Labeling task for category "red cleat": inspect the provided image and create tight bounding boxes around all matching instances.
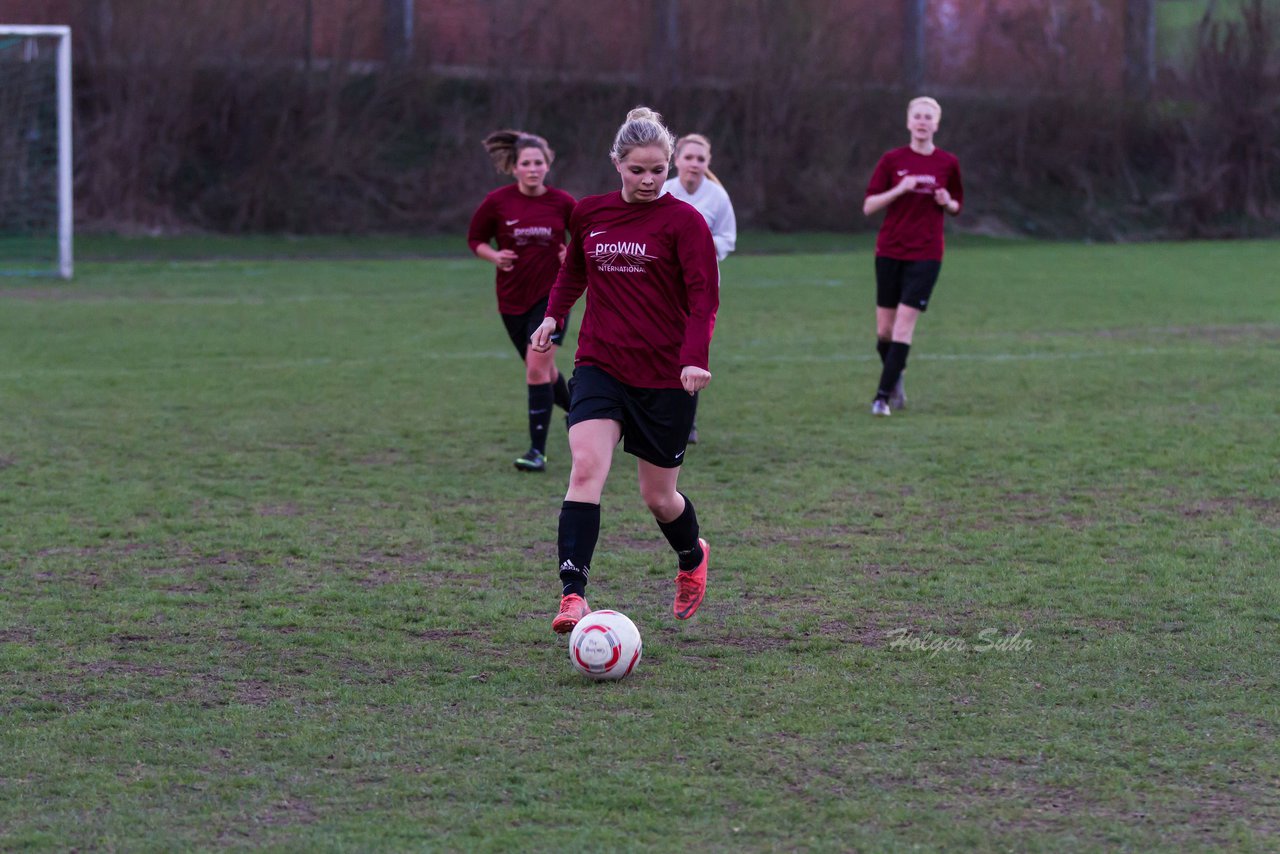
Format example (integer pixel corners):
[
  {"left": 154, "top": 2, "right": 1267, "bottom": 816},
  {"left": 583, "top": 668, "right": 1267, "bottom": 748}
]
[
  {"left": 552, "top": 593, "right": 590, "bottom": 634},
  {"left": 672, "top": 538, "right": 708, "bottom": 620}
]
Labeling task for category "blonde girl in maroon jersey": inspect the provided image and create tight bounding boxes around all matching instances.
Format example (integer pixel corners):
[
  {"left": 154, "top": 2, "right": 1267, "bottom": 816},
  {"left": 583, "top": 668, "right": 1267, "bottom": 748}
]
[
  {"left": 530, "top": 107, "right": 720, "bottom": 634},
  {"left": 467, "top": 130, "right": 576, "bottom": 471},
  {"left": 862, "top": 96, "right": 964, "bottom": 416}
]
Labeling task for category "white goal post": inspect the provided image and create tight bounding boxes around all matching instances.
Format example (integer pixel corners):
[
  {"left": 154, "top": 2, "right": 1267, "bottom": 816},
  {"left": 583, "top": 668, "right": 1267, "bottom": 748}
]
[{"left": 0, "top": 25, "right": 72, "bottom": 279}]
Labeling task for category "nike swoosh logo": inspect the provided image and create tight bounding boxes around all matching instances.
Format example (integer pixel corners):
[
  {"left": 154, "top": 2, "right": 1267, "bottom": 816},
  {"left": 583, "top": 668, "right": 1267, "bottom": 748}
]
[
  {"left": 674, "top": 450, "right": 685, "bottom": 460},
  {"left": 589, "top": 230, "right": 606, "bottom": 237},
  {"left": 506, "top": 219, "right": 519, "bottom": 226}
]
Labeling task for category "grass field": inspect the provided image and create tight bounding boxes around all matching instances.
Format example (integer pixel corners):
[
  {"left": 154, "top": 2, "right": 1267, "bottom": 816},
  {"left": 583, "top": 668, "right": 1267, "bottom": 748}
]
[{"left": 2, "top": 236, "right": 1278, "bottom": 850}]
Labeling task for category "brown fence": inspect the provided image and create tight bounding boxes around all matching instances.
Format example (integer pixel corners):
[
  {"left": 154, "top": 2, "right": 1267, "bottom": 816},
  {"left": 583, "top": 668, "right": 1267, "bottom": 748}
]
[{"left": 1, "top": 0, "right": 1277, "bottom": 237}]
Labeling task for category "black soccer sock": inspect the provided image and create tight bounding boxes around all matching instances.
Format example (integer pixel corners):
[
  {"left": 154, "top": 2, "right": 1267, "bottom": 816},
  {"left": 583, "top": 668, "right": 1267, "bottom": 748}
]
[
  {"left": 876, "top": 341, "right": 911, "bottom": 400},
  {"left": 877, "top": 337, "right": 891, "bottom": 365},
  {"left": 527, "top": 383, "right": 554, "bottom": 454},
  {"left": 656, "top": 493, "right": 702, "bottom": 571},
  {"left": 552, "top": 374, "right": 571, "bottom": 411},
  {"left": 558, "top": 500, "right": 600, "bottom": 597}
]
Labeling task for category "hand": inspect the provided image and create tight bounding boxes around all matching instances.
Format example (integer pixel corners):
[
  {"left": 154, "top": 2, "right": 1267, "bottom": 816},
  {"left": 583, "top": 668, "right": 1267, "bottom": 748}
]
[
  {"left": 680, "top": 366, "right": 711, "bottom": 395},
  {"left": 557, "top": 244, "right": 567, "bottom": 265},
  {"left": 493, "top": 249, "right": 518, "bottom": 272},
  {"left": 529, "top": 317, "right": 558, "bottom": 353},
  {"left": 897, "top": 175, "right": 921, "bottom": 193},
  {"left": 933, "top": 188, "right": 953, "bottom": 209}
]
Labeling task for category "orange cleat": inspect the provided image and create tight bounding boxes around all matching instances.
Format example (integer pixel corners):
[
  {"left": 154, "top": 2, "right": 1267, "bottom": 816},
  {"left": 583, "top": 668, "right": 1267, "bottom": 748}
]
[
  {"left": 552, "top": 593, "right": 590, "bottom": 634},
  {"left": 672, "top": 538, "right": 709, "bottom": 620}
]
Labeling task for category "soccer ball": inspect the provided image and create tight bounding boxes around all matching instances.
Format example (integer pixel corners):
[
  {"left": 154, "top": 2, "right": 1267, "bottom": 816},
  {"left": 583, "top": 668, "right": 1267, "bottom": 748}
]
[{"left": 568, "top": 610, "right": 642, "bottom": 681}]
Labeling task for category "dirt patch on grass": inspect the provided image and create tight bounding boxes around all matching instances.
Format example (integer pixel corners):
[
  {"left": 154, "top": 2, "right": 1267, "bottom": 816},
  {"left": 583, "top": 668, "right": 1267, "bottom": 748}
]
[
  {"left": 34, "top": 542, "right": 153, "bottom": 560},
  {"left": 256, "top": 502, "right": 302, "bottom": 517},
  {"left": 233, "top": 679, "right": 280, "bottom": 707},
  {"left": 1066, "top": 617, "right": 1130, "bottom": 634},
  {"left": 356, "top": 449, "right": 408, "bottom": 466},
  {"left": 911, "top": 756, "right": 1280, "bottom": 844},
  {"left": 417, "top": 628, "right": 474, "bottom": 642},
  {"left": 256, "top": 797, "right": 320, "bottom": 826},
  {"left": 85, "top": 659, "right": 177, "bottom": 679},
  {"left": 1180, "top": 497, "right": 1280, "bottom": 528}
]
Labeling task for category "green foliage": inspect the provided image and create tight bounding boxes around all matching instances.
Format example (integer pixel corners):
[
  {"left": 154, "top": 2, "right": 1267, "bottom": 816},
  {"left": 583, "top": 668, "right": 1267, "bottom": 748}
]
[
  {"left": 1158, "top": 0, "right": 1256, "bottom": 61},
  {"left": 1, "top": 237, "right": 1278, "bottom": 849}
]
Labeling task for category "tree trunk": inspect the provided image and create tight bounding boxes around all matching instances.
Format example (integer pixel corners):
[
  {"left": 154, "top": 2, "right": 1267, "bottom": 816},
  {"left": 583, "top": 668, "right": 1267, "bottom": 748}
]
[
  {"left": 649, "top": 0, "right": 681, "bottom": 86},
  {"left": 1123, "top": 0, "right": 1155, "bottom": 100},
  {"left": 903, "top": 0, "right": 926, "bottom": 93},
  {"left": 385, "top": 0, "right": 413, "bottom": 65}
]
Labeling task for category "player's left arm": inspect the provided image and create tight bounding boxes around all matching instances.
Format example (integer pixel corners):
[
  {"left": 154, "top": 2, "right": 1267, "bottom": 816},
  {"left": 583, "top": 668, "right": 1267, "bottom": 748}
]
[
  {"left": 935, "top": 160, "right": 964, "bottom": 216},
  {"left": 557, "top": 193, "right": 576, "bottom": 265},
  {"left": 711, "top": 192, "right": 737, "bottom": 262},
  {"left": 676, "top": 214, "right": 720, "bottom": 394},
  {"left": 533, "top": 203, "right": 589, "bottom": 353}
]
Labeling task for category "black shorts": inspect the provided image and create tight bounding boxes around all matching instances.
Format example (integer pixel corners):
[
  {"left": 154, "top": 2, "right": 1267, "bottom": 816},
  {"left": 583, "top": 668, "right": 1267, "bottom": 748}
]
[
  {"left": 567, "top": 364, "right": 697, "bottom": 469},
  {"left": 501, "top": 297, "right": 567, "bottom": 360},
  {"left": 875, "top": 257, "right": 942, "bottom": 311}
]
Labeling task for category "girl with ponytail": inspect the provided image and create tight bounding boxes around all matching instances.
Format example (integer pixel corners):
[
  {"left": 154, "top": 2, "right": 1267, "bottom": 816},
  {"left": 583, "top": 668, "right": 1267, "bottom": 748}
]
[
  {"left": 663, "top": 133, "right": 736, "bottom": 264},
  {"left": 466, "top": 130, "right": 576, "bottom": 472}
]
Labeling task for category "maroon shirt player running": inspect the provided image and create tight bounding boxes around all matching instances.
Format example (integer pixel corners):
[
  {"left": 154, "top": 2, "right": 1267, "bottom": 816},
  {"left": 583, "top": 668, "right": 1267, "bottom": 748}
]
[
  {"left": 467, "top": 130, "right": 576, "bottom": 471},
  {"left": 863, "top": 96, "right": 963, "bottom": 416},
  {"left": 530, "top": 106, "right": 719, "bottom": 635}
]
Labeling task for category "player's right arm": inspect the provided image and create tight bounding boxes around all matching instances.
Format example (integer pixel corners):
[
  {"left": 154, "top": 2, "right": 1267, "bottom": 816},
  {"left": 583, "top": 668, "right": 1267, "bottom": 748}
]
[
  {"left": 466, "top": 196, "right": 517, "bottom": 271},
  {"left": 862, "top": 153, "right": 919, "bottom": 216},
  {"left": 863, "top": 175, "right": 919, "bottom": 216},
  {"left": 475, "top": 244, "right": 518, "bottom": 270},
  {"left": 533, "top": 201, "right": 590, "bottom": 352}
]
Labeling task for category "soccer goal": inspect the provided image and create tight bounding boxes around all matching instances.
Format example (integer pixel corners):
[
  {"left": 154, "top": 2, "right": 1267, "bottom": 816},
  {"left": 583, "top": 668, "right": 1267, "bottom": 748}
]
[{"left": 0, "top": 25, "right": 72, "bottom": 279}]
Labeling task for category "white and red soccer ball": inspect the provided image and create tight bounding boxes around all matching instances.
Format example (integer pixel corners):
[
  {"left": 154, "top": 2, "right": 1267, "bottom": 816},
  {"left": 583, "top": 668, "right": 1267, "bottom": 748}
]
[{"left": 568, "top": 610, "right": 642, "bottom": 681}]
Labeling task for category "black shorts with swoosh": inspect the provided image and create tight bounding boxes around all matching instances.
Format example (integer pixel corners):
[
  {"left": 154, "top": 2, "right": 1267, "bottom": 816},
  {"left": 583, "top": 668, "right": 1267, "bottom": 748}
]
[{"left": 567, "top": 364, "right": 697, "bottom": 468}]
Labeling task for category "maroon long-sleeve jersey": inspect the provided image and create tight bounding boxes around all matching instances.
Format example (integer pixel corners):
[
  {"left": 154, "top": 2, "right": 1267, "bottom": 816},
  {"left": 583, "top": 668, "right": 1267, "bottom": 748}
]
[
  {"left": 546, "top": 191, "right": 719, "bottom": 389},
  {"left": 865, "top": 146, "right": 964, "bottom": 261},
  {"left": 467, "top": 184, "right": 576, "bottom": 314}
]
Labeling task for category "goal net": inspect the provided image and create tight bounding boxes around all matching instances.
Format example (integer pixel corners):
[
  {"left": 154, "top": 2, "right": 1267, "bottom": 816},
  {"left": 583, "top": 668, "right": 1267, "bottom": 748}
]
[{"left": 0, "top": 26, "right": 72, "bottom": 279}]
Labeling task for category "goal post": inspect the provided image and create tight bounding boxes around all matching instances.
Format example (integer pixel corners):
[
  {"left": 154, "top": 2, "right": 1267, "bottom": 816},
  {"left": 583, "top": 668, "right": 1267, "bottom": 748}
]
[{"left": 0, "top": 25, "right": 72, "bottom": 279}]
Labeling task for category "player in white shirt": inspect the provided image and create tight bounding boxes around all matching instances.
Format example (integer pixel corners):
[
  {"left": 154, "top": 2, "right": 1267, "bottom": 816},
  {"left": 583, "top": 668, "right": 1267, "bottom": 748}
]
[
  {"left": 662, "top": 133, "right": 736, "bottom": 263},
  {"left": 662, "top": 133, "right": 735, "bottom": 443}
]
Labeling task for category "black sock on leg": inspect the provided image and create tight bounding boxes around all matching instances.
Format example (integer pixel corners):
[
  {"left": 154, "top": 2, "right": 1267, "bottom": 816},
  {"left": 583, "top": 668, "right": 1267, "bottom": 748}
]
[
  {"left": 558, "top": 501, "right": 600, "bottom": 597},
  {"left": 876, "top": 342, "right": 911, "bottom": 400},
  {"left": 552, "top": 374, "right": 571, "bottom": 411},
  {"left": 527, "top": 383, "right": 554, "bottom": 454},
  {"left": 656, "top": 493, "right": 702, "bottom": 571},
  {"left": 877, "top": 337, "right": 891, "bottom": 365}
]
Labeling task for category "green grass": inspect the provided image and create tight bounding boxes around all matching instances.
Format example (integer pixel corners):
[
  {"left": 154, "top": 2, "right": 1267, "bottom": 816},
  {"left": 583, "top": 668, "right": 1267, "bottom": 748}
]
[{"left": 2, "top": 237, "right": 1278, "bottom": 850}]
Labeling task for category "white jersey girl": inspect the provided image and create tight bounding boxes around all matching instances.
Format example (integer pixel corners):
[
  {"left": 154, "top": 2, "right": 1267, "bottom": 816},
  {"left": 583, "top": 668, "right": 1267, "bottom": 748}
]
[{"left": 661, "top": 133, "right": 736, "bottom": 263}]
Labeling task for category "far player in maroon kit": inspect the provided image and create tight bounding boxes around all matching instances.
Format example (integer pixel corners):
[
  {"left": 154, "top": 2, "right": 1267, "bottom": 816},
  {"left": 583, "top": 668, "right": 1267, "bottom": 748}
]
[
  {"left": 468, "top": 130, "right": 576, "bottom": 471},
  {"left": 863, "top": 96, "right": 963, "bottom": 416},
  {"left": 530, "top": 107, "right": 719, "bottom": 634}
]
